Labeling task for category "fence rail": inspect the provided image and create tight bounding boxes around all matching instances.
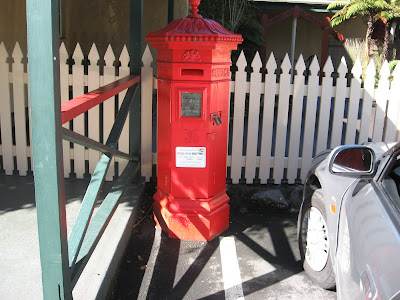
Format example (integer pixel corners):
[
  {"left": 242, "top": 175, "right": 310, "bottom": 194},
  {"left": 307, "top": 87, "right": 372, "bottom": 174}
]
[
  {"left": 141, "top": 49, "right": 400, "bottom": 184},
  {"left": 0, "top": 41, "right": 131, "bottom": 181},
  {"left": 1, "top": 41, "right": 400, "bottom": 184}
]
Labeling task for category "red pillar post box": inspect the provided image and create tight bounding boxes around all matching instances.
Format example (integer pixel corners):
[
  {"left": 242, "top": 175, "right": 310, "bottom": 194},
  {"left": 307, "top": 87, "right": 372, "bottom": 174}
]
[{"left": 146, "top": 0, "right": 242, "bottom": 241}]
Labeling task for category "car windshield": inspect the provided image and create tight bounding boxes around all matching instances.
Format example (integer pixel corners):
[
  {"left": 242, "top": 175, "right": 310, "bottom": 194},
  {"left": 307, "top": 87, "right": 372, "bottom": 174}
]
[{"left": 381, "top": 154, "right": 400, "bottom": 213}]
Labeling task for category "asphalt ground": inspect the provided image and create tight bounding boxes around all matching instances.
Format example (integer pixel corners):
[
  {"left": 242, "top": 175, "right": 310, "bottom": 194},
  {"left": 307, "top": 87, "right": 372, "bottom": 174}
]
[{"left": 110, "top": 184, "right": 337, "bottom": 300}]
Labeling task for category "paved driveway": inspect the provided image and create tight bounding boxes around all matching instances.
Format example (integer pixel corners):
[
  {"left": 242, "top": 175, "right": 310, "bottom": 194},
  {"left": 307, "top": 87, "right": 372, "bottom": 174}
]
[{"left": 110, "top": 186, "right": 336, "bottom": 300}]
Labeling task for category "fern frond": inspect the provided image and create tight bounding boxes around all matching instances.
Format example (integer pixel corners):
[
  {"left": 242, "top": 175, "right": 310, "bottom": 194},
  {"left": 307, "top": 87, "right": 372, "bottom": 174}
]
[{"left": 327, "top": 1, "right": 347, "bottom": 10}]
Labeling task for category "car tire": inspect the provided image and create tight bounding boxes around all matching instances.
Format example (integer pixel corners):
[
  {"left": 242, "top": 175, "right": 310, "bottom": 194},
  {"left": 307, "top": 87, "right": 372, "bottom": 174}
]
[{"left": 298, "top": 189, "right": 336, "bottom": 290}]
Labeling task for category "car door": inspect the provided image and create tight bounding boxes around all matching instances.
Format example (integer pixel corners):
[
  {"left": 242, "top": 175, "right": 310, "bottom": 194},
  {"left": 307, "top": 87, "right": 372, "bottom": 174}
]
[{"left": 335, "top": 152, "right": 400, "bottom": 300}]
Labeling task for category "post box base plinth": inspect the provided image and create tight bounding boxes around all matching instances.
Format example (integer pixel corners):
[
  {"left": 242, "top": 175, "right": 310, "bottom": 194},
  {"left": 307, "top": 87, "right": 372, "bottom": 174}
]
[{"left": 153, "top": 189, "right": 230, "bottom": 241}]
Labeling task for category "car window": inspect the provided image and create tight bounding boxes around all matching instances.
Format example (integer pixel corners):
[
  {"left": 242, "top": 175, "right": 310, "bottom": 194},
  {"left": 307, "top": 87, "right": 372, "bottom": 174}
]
[{"left": 382, "top": 155, "right": 400, "bottom": 212}]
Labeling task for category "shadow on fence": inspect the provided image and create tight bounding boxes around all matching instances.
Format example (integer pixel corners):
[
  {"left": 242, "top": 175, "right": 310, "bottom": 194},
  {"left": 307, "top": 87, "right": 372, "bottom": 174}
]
[{"left": 1, "top": 41, "right": 399, "bottom": 185}]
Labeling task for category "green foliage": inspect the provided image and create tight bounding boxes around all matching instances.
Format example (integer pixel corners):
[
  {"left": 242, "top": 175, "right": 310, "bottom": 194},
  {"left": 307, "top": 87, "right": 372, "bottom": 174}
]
[
  {"left": 385, "top": 60, "right": 398, "bottom": 81},
  {"left": 199, "top": 0, "right": 265, "bottom": 62},
  {"left": 199, "top": 0, "right": 228, "bottom": 27},
  {"left": 328, "top": 0, "right": 390, "bottom": 26},
  {"left": 380, "top": 0, "right": 400, "bottom": 20},
  {"left": 326, "top": 1, "right": 346, "bottom": 10},
  {"left": 389, "top": 60, "right": 399, "bottom": 70},
  {"left": 327, "top": 0, "right": 400, "bottom": 64},
  {"left": 234, "top": 5, "right": 265, "bottom": 62},
  {"left": 328, "top": 0, "right": 400, "bottom": 26}
]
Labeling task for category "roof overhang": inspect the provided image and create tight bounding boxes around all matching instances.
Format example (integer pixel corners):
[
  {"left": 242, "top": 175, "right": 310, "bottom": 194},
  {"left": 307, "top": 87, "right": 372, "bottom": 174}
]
[
  {"left": 252, "top": 0, "right": 344, "bottom": 12},
  {"left": 253, "top": 0, "right": 337, "bottom": 5}
]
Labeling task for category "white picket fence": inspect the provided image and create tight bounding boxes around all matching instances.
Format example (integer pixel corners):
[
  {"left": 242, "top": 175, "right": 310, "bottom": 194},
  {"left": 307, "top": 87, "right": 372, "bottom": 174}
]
[
  {"left": 0, "top": 41, "right": 131, "bottom": 181},
  {"left": 142, "top": 47, "right": 400, "bottom": 184},
  {"left": 1, "top": 41, "right": 400, "bottom": 184}
]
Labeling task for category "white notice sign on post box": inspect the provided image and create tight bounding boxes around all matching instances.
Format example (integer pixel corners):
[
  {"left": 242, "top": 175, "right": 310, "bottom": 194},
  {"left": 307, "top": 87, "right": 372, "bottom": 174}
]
[{"left": 176, "top": 147, "right": 206, "bottom": 168}]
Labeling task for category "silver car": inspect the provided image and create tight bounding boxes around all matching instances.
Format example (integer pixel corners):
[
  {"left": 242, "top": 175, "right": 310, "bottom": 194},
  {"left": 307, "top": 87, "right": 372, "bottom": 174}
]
[{"left": 298, "top": 142, "right": 400, "bottom": 299}]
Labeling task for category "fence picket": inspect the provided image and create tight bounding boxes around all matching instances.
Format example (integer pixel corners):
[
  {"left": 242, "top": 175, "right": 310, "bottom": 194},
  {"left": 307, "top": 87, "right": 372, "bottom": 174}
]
[
  {"left": 385, "top": 61, "right": 400, "bottom": 142},
  {"left": 5, "top": 40, "right": 400, "bottom": 185},
  {"left": 230, "top": 51, "right": 247, "bottom": 183},
  {"left": 60, "top": 43, "right": 71, "bottom": 178},
  {"left": 259, "top": 53, "right": 277, "bottom": 184},
  {"left": 104, "top": 45, "right": 116, "bottom": 181},
  {"left": 141, "top": 46, "right": 153, "bottom": 181},
  {"left": 287, "top": 55, "right": 306, "bottom": 184},
  {"left": 316, "top": 57, "right": 334, "bottom": 153},
  {"left": 245, "top": 52, "right": 262, "bottom": 184},
  {"left": 330, "top": 57, "right": 347, "bottom": 148},
  {"left": 373, "top": 61, "right": 390, "bottom": 142},
  {"left": 301, "top": 56, "right": 319, "bottom": 182},
  {"left": 12, "top": 42, "right": 28, "bottom": 176},
  {"left": 346, "top": 59, "right": 362, "bottom": 145},
  {"left": 0, "top": 43, "right": 13, "bottom": 175},
  {"left": 359, "top": 60, "right": 375, "bottom": 144},
  {"left": 118, "top": 45, "right": 130, "bottom": 176},
  {"left": 87, "top": 43, "right": 101, "bottom": 177},
  {"left": 273, "top": 54, "right": 291, "bottom": 184},
  {"left": 72, "top": 43, "right": 85, "bottom": 179}
]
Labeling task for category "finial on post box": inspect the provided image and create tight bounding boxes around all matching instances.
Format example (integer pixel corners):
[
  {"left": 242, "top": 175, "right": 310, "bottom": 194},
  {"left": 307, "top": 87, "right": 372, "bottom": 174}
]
[{"left": 188, "top": 0, "right": 202, "bottom": 18}]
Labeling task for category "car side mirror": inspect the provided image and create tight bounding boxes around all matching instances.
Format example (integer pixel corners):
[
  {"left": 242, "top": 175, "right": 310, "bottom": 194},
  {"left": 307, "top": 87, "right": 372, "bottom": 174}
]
[{"left": 329, "top": 146, "right": 375, "bottom": 176}]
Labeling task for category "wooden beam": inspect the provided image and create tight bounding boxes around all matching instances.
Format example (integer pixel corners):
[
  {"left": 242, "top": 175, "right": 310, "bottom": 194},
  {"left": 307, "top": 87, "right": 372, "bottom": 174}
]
[
  {"left": 71, "top": 161, "right": 140, "bottom": 287},
  {"left": 261, "top": 14, "right": 269, "bottom": 68},
  {"left": 266, "top": 7, "right": 296, "bottom": 26},
  {"left": 26, "top": 0, "right": 72, "bottom": 298},
  {"left": 61, "top": 75, "right": 140, "bottom": 124},
  {"left": 298, "top": 6, "right": 324, "bottom": 29},
  {"left": 62, "top": 128, "right": 139, "bottom": 162},
  {"left": 130, "top": 0, "right": 142, "bottom": 75},
  {"left": 67, "top": 86, "right": 138, "bottom": 271},
  {"left": 290, "top": 16, "right": 298, "bottom": 82},
  {"left": 130, "top": 0, "right": 143, "bottom": 179},
  {"left": 168, "top": 0, "right": 174, "bottom": 23},
  {"left": 265, "top": 5, "right": 324, "bottom": 30},
  {"left": 321, "top": 17, "right": 330, "bottom": 71}
]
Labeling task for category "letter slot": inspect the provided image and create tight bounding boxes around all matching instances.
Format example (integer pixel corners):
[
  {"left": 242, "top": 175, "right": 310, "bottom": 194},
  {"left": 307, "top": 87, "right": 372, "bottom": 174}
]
[{"left": 181, "top": 69, "right": 203, "bottom": 76}]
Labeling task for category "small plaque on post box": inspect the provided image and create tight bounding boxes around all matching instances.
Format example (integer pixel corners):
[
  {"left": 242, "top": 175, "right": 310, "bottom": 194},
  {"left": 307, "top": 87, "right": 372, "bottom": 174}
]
[
  {"left": 181, "top": 92, "right": 202, "bottom": 117},
  {"left": 176, "top": 147, "right": 206, "bottom": 168}
]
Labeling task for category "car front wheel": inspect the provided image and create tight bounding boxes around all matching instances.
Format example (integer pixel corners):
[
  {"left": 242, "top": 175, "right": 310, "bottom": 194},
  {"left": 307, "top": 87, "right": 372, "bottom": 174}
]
[{"left": 298, "top": 189, "right": 336, "bottom": 289}]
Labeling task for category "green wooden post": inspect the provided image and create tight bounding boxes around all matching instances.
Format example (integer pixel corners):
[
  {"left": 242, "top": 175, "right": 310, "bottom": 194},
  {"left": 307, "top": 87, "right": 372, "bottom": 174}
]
[
  {"left": 129, "top": 0, "right": 143, "bottom": 180},
  {"left": 26, "top": 0, "right": 72, "bottom": 299},
  {"left": 168, "top": 0, "right": 175, "bottom": 23}
]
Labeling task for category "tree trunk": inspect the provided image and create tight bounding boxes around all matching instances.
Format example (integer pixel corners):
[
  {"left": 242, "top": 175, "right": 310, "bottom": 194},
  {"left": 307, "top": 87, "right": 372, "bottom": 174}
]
[
  {"left": 363, "top": 12, "right": 375, "bottom": 74},
  {"left": 382, "top": 20, "right": 391, "bottom": 62},
  {"left": 365, "top": 13, "right": 374, "bottom": 62}
]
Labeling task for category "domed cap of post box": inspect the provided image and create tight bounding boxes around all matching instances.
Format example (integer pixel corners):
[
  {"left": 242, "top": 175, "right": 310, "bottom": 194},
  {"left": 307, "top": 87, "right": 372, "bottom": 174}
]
[{"left": 146, "top": 0, "right": 243, "bottom": 44}]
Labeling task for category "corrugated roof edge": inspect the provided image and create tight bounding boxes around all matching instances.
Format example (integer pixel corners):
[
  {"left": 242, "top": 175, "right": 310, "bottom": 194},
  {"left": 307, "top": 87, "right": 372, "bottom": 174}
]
[{"left": 253, "top": 0, "right": 346, "bottom": 6}]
